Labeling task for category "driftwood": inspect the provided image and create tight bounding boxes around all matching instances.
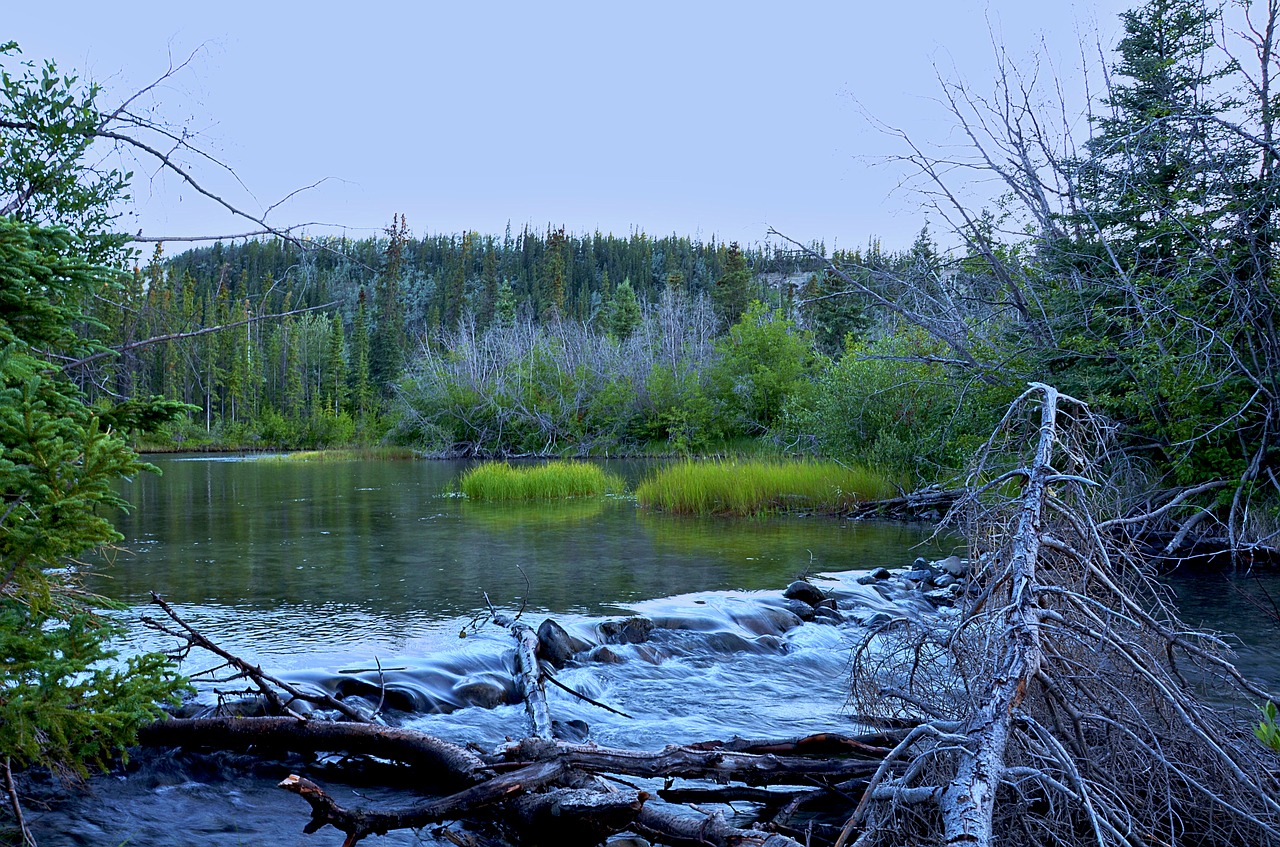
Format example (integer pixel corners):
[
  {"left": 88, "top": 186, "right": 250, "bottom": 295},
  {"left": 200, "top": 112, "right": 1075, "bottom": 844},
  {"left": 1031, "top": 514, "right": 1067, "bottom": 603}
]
[
  {"left": 840, "top": 383, "right": 1280, "bottom": 847},
  {"left": 133, "top": 383, "right": 1280, "bottom": 847}
]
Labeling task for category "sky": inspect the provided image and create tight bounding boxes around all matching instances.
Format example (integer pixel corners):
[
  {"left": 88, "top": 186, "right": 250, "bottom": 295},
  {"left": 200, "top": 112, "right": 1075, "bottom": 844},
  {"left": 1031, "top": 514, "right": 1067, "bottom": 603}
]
[{"left": 7, "top": 1, "right": 1134, "bottom": 252}]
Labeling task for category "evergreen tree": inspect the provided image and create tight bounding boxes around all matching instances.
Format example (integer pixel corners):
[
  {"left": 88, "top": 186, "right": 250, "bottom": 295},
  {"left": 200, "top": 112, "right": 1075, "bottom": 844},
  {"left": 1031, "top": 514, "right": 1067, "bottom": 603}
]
[
  {"left": 325, "top": 311, "right": 347, "bottom": 414},
  {"left": 349, "top": 288, "right": 374, "bottom": 420},
  {"left": 442, "top": 231, "right": 471, "bottom": 330},
  {"left": 606, "top": 278, "right": 643, "bottom": 341},
  {"left": 540, "top": 226, "right": 568, "bottom": 321},
  {"left": 712, "top": 241, "right": 753, "bottom": 326},
  {"left": 0, "top": 217, "right": 186, "bottom": 793},
  {"left": 494, "top": 278, "right": 518, "bottom": 326},
  {"left": 370, "top": 214, "right": 408, "bottom": 394},
  {"left": 478, "top": 238, "right": 498, "bottom": 329}
]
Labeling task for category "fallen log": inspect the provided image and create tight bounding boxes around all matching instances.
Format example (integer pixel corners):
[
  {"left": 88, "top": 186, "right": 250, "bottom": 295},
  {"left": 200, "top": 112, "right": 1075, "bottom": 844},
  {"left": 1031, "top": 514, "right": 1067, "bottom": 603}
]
[
  {"left": 632, "top": 802, "right": 801, "bottom": 847},
  {"left": 493, "top": 613, "right": 553, "bottom": 741},
  {"left": 280, "top": 760, "right": 567, "bottom": 847},
  {"left": 503, "top": 737, "right": 882, "bottom": 786},
  {"left": 137, "top": 717, "right": 489, "bottom": 788},
  {"left": 508, "top": 786, "right": 649, "bottom": 846}
]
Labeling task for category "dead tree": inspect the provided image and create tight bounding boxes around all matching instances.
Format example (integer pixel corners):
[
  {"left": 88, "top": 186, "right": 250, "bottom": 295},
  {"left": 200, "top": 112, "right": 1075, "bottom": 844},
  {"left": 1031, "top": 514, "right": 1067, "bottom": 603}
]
[{"left": 841, "top": 383, "right": 1280, "bottom": 847}]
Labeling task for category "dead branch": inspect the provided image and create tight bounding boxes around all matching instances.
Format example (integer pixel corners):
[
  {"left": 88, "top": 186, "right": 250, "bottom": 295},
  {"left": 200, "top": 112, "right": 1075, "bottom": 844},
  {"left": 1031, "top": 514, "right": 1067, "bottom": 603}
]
[
  {"left": 279, "top": 761, "right": 568, "bottom": 847},
  {"left": 500, "top": 738, "right": 882, "bottom": 787},
  {"left": 143, "top": 593, "right": 372, "bottom": 723},
  {"left": 632, "top": 802, "right": 801, "bottom": 847}
]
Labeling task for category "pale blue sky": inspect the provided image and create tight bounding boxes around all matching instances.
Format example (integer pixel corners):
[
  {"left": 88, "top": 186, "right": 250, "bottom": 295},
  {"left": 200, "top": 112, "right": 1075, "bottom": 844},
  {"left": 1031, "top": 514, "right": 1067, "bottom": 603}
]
[{"left": 7, "top": 1, "right": 1132, "bottom": 251}]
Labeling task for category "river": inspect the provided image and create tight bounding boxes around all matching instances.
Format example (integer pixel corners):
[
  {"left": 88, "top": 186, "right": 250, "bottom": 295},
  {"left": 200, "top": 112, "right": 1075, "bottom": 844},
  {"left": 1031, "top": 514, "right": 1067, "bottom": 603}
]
[{"left": 29, "top": 454, "right": 1280, "bottom": 846}]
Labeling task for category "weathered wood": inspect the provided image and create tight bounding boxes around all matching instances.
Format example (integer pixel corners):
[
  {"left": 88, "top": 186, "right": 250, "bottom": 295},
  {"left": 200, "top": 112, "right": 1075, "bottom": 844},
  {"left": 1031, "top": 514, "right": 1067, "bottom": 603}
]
[
  {"left": 139, "top": 717, "right": 489, "bottom": 787},
  {"left": 633, "top": 801, "right": 803, "bottom": 847},
  {"left": 687, "top": 732, "right": 898, "bottom": 758},
  {"left": 279, "top": 760, "right": 567, "bottom": 846},
  {"left": 494, "top": 614, "right": 553, "bottom": 741},
  {"left": 508, "top": 786, "right": 648, "bottom": 846},
  {"left": 937, "top": 383, "right": 1059, "bottom": 845},
  {"left": 144, "top": 593, "right": 373, "bottom": 723},
  {"left": 504, "top": 737, "right": 881, "bottom": 786}
]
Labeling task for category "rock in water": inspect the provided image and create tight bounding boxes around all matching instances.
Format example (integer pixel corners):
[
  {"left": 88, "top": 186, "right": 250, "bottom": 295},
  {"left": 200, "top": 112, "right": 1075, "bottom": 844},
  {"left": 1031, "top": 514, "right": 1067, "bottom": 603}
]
[
  {"left": 780, "top": 598, "right": 817, "bottom": 621},
  {"left": 937, "top": 555, "right": 967, "bottom": 577},
  {"left": 598, "top": 616, "right": 654, "bottom": 645},
  {"left": 537, "top": 618, "right": 577, "bottom": 668},
  {"left": 783, "top": 580, "right": 825, "bottom": 606}
]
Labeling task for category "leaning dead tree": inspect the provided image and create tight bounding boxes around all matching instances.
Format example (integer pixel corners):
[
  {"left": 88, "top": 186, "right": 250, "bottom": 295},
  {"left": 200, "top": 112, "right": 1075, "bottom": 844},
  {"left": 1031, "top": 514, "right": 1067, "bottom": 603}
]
[
  {"left": 843, "top": 383, "right": 1280, "bottom": 847},
  {"left": 132, "top": 385, "right": 1280, "bottom": 847}
]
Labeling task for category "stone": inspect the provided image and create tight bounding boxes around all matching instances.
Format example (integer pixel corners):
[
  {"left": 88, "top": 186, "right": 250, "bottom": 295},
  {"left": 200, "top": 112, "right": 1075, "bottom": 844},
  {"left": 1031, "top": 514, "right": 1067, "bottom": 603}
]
[
  {"left": 453, "top": 680, "right": 509, "bottom": 709},
  {"left": 598, "top": 616, "right": 654, "bottom": 645},
  {"left": 537, "top": 618, "right": 577, "bottom": 668},
  {"left": 901, "top": 569, "right": 934, "bottom": 583},
  {"left": 813, "top": 605, "right": 844, "bottom": 624},
  {"left": 783, "top": 580, "right": 825, "bottom": 606},
  {"left": 587, "top": 645, "right": 623, "bottom": 664},
  {"left": 936, "top": 555, "right": 967, "bottom": 577},
  {"left": 871, "top": 567, "right": 892, "bottom": 579},
  {"left": 923, "top": 588, "right": 956, "bottom": 606},
  {"left": 933, "top": 574, "right": 957, "bottom": 588},
  {"left": 780, "top": 598, "right": 817, "bottom": 621}
]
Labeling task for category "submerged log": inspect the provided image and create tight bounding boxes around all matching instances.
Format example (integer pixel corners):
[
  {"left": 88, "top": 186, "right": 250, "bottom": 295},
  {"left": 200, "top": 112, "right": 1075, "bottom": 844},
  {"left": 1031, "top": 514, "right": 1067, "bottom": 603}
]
[{"left": 138, "top": 717, "right": 489, "bottom": 787}]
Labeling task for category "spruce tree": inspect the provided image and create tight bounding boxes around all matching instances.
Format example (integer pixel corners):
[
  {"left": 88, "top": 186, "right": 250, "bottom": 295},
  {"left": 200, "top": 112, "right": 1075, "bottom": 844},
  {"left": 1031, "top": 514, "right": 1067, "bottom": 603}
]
[
  {"left": 0, "top": 217, "right": 186, "bottom": 791},
  {"left": 370, "top": 214, "right": 408, "bottom": 394},
  {"left": 712, "top": 241, "right": 753, "bottom": 326}
]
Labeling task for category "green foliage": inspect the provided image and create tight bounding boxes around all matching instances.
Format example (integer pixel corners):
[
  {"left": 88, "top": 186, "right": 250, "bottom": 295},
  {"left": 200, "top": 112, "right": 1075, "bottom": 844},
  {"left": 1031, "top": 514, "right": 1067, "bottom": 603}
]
[
  {"left": 709, "top": 302, "right": 819, "bottom": 435},
  {"left": 1256, "top": 701, "right": 1280, "bottom": 754},
  {"left": 712, "top": 241, "right": 754, "bottom": 326},
  {"left": 605, "top": 278, "right": 642, "bottom": 341},
  {"left": 643, "top": 363, "right": 722, "bottom": 453},
  {"left": 0, "top": 44, "right": 130, "bottom": 263},
  {"left": 0, "top": 217, "right": 186, "bottom": 777},
  {"left": 635, "top": 458, "right": 898, "bottom": 516},
  {"left": 800, "top": 269, "right": 871, "bottom": 356},
  {"left": 459, "top": 460, "right": 624, "bottom": 501},
  {"left": 782, "top": 327, "right": 1014, "bottom": 480}
]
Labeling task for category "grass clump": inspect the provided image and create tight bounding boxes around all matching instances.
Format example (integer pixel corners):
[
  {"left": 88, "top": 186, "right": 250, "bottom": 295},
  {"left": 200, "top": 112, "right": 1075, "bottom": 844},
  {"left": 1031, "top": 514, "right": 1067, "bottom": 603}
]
[
  {"left": 459, "top": 460, "right": 625, "bottom": 501},
  {"left": 635, "top": 459, "right": 898, "bottom": 516}
]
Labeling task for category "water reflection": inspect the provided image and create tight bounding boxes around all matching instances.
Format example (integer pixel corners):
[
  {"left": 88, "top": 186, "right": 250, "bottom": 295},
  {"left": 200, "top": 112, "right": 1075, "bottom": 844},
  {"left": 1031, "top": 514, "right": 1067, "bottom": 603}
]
[{"left": 94, "top": 454, "right": 949, "bottom": 668}]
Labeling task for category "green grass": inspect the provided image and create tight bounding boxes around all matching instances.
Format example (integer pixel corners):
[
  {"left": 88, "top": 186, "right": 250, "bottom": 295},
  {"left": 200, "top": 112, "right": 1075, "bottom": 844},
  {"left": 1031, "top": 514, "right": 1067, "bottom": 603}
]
[
  {"left": 262, "top": 447, "right": 418, "bottom": 462},
  {"left": 635, "top": 458, "right": 899, "bottom": 516},
  {"left": 459, "top": 460, "right": 626, "bottom": 501}
]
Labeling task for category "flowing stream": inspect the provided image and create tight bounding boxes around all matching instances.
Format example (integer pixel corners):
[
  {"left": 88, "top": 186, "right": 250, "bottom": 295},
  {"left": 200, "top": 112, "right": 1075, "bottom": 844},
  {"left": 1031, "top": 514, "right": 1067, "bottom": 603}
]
[{"left": 28, "top": 454, "right": 1280, "bottom": 846}]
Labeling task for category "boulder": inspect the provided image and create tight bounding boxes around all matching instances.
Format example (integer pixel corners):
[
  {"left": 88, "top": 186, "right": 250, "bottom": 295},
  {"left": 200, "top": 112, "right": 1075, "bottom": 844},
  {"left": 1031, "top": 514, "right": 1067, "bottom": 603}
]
[
  {"left": 813, "top": 605, "right": 844, "bottom": 624},
  {"left": 598, "top": 616, "right": 654, "bottom": 645},
  {"left": 783, "top": 580, "right": 825, "bottom": 606},
  {"left": 779, "top": 598, "right": 817, "bottom": 621},
  {"left": 536, "top": 618, "right": 578, "bottom": 668}
]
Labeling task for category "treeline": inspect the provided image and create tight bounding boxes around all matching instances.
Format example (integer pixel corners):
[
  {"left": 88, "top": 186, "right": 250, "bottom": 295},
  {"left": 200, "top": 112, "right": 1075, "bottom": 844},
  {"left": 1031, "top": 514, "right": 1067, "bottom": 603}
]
[{"left": 79, "top": 224, "right": 831, "bottom": 447}]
